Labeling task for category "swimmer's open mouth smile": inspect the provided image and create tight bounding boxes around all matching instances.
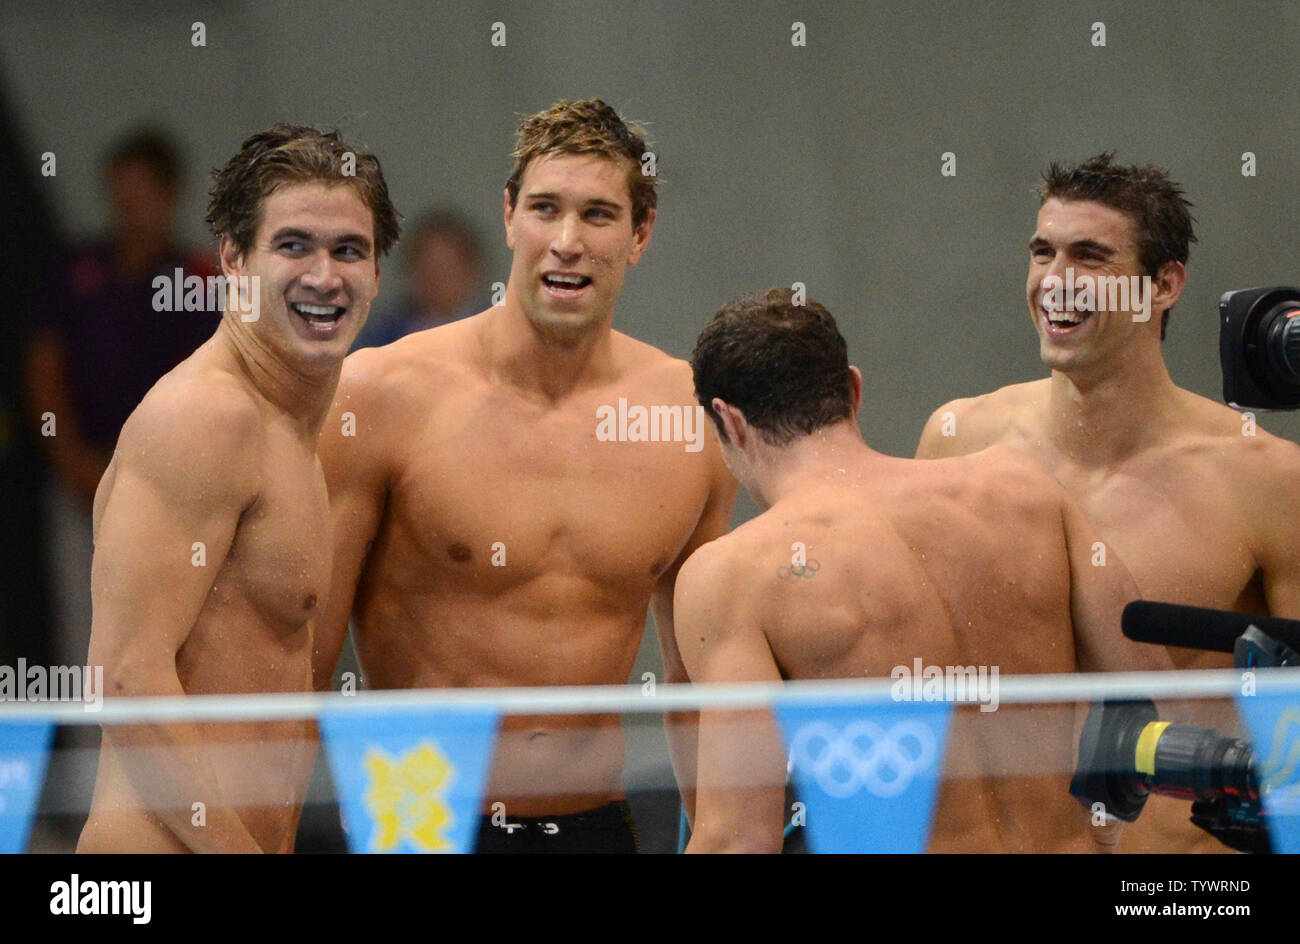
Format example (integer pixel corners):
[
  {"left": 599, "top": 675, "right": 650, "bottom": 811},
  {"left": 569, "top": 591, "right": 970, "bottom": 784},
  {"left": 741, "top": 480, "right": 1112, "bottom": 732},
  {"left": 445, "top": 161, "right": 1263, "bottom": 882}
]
[
  {"left": 1040, "top": 304, "right": 1095, "bottom": 336},
  {"left": 290, "top": 301, "right": 348, "bottom": 336},
  {"left": 541, "top": 271, "right": 593, "bottom": 300}
]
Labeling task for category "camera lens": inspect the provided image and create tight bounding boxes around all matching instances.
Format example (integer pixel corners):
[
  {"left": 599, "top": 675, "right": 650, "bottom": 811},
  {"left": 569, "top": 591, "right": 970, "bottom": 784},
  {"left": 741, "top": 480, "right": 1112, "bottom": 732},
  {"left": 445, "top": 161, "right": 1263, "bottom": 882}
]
[
  {"left": 1147, "top": 724, "right": 1257, "bottom": 803},
  {"left": 1266, "top": 306, "right": 1300, "bottom": 383}
]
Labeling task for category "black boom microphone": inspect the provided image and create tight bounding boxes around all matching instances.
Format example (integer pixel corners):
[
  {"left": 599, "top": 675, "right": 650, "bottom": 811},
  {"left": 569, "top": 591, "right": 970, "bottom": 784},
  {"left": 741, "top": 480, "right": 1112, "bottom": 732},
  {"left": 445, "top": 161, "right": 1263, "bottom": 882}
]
[{"left": 1121, "top": 600, "right": 1300, "bottom": 665}]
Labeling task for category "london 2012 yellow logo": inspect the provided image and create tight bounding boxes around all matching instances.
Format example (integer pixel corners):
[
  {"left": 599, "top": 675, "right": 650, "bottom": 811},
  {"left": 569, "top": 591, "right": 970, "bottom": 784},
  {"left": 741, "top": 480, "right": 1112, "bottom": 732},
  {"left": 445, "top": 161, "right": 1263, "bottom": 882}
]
[{"left": 362, "top": 741, "right": 457, "bottom": 853}]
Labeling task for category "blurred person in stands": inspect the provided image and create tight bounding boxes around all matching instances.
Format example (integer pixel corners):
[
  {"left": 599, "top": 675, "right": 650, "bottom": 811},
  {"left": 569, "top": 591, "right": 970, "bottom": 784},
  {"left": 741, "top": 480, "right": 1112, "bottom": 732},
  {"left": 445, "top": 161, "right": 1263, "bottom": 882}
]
[{"left": 355, "top": 209, "right": 485, "bottom": 347}]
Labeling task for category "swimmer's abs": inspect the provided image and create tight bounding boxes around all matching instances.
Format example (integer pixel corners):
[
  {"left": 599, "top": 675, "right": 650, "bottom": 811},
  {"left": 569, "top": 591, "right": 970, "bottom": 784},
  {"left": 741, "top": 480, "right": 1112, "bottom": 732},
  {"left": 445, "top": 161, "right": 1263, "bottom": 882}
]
[
  {"left": 352, "top": 600, "right": 651, "bottom": 689},
  {"left": 480, "top": 714, "right": 628, "bottom": 818}
]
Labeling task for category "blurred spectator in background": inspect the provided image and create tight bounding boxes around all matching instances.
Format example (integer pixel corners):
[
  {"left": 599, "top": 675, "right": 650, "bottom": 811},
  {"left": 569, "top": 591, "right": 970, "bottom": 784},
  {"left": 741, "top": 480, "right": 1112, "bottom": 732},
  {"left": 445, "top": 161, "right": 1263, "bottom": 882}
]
[
  {"left": 23, "top": 127, "right": 220, "bottom": 669},
  {"left": 355, "top": 209, "right": 485, "bottom": 347}
]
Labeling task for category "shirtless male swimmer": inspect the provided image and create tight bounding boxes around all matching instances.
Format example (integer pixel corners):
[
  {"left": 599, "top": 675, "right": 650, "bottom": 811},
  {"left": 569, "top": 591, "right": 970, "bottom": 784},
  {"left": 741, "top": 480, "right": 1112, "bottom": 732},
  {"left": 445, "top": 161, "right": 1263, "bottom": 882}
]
[
  {"left": 313, "top": 100, "right": 736, "bottom": 853},
  {"left": 78, "top": 125, "right": 398, "bottom": 853},
  {"left": 675, "top": 288, "right": 1169, "bottom": 853},
  {"left": 917, "top": 153, "right": 1300, "bottom": 852}
]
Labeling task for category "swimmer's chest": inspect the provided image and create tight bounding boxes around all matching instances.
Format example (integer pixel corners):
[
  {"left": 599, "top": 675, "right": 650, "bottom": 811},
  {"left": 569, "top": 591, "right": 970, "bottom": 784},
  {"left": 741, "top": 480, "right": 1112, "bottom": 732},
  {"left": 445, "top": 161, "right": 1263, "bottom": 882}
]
[
  {"left": 386, "top": 396, "right": 711, "bottom": 587},
  {"left": 1056, "top": 458, "right": 1264, "bottom": 639},
  {"left": 996, "top": 426, "right": 1262, "bottom": 611},
  {"left": 217, "top": 450, "right": 332, "bottom": 630}
]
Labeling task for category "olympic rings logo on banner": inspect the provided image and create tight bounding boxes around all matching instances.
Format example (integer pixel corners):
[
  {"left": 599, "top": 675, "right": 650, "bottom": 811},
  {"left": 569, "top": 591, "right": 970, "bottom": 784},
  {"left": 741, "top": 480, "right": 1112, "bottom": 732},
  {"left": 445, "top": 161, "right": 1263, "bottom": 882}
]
[{"left": 789, "top": 719, "right": 938, "bottom": 798}]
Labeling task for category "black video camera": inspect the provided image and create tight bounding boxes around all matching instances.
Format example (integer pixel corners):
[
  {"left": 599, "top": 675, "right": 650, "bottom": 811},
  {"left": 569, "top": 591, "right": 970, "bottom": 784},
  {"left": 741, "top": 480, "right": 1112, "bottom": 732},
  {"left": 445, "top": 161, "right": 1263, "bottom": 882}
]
[
  {"left": 1220, "top": 286, "right": 1300, "bottom": 409},
  {"left": 1070, "top": 602, "right": 1300, "bottom": 853},
  {"left": 1070, "top": 699, "right": 1265, "bottom": 852}
]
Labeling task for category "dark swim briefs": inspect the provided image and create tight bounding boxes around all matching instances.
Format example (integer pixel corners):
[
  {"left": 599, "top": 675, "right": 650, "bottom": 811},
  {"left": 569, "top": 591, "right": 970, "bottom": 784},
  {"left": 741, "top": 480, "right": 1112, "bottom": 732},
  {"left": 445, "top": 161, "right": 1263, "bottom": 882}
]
[{"left": 474, "top": 801, "right": 640, "bottom": 854}]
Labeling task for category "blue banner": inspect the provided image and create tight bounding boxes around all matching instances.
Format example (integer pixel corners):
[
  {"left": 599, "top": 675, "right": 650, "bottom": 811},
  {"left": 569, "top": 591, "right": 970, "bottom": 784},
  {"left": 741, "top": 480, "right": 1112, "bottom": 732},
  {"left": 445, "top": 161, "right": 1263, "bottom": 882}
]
[
  {"left": 775, "top": 698, "right": 952, "bottom": 853},
  {"left": 0, "top": 721, "right": 54, "bottom": 854},
  {"left": 320, "top": 707, "right": 498, "bottom": 854},
  {"left": 1235, "top": 675, "right": 1300, "bottom": 854}
]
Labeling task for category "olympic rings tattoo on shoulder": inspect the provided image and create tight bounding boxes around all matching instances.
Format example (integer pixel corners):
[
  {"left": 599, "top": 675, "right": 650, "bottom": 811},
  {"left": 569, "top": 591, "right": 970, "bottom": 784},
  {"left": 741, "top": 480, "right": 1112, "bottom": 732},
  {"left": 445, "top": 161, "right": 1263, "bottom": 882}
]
[{"left": 777, "top": 559, "right": 821, "bottom": 580}]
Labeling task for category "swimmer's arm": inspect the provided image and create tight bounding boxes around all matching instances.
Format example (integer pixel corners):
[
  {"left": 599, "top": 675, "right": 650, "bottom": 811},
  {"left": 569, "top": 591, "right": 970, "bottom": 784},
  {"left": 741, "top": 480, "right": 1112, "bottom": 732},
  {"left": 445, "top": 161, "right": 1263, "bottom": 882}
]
[
  {"left": 89, "top": 393, "right": 264, "bottom": 854},
  {"left": 313, "top": 358, "right": 390, "bottom": 692},
  {"left": 1061, "top": 496, "right": 1173, "bottom": 673},
  {"left": 651, "top": 446, "right": 738, "bottom": 825},
  {"left": 675, "top": 546, "right": 786, "bottom": 854}
]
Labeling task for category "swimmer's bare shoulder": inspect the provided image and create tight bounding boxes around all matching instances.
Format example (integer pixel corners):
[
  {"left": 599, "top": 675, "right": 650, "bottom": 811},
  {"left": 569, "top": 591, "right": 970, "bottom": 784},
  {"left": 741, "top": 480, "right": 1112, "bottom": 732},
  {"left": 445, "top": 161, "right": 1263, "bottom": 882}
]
[
  {"left": 607, "top": 331, "right": 731, "bottom": 491},
  {"left": 603, "top": 328, "right": 698, "bottom": 401},
  {"left": 320, "top": 321, "right": 476, "bottom": 479},
  {"left": 910, "top": 442, "right": 1074, "bottom": 561},
  {"left": 674, "top": 525, "right": 773, "bottom": 683},
  {"left": 349, "top": 316, "right": 474, "bottom": 396},
  {"left": 944, "top": 441, "right": 1059, "bottom": 504},
  {"left": 606, "top": 328, "right": 734, "bottom": 520},
  {"left": 676, "top": 491, "right": 824, "bottom": 647},
  {"left": 1155, "top": 389, "right": 1300, "bottom": 526},
  {"left": 96, "top": 364, "right": 263, "bottom": 539},
  {"left": 1177, "top": 385, "right": 1300, "bottom": 475},
  {"left": 916, "top": 379, "right": 1047, "bottom": 459},
  {"left": 93, "top": 362, "right": 264, "bottom": 636}
]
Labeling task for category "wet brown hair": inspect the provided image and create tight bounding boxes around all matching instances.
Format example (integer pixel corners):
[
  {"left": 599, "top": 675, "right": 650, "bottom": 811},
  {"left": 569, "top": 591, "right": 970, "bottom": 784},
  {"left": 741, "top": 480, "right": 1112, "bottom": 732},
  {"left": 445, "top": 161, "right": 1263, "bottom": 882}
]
[
  {"left": 692, "top": 287, "right": 854, "bottom": 447},
  {"left": 506, "top": 99, "right": 658, "bottom": 229},
  {"left": 206, "top": 123, "right": 400, "bottom": 260}
]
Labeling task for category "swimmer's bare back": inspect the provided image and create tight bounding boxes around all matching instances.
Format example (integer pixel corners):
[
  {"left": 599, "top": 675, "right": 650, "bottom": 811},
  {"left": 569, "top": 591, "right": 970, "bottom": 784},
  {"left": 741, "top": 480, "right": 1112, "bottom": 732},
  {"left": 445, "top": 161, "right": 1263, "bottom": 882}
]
[
  {"left": 78, "top": 330, "right": 330, "bottom": 853},
  {"left": 315, "top": 313, "right": 735, "bottom": 817},
  {"left": 678, "top": 446, "right": 1168, "bottom": 852}
]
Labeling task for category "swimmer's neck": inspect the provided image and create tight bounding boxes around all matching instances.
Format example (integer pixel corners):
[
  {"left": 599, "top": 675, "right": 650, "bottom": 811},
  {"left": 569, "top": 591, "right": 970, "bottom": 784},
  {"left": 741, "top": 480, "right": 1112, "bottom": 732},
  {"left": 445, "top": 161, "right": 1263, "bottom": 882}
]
[
  {"left": 213, "top": 318, "right": 340, "bottom": 438},
  {"left": 1045, "top": 346, "right": 1182, "bottom": 466},
  {"left": 745, "top": 421, "right": 880, "bottom": 510},
  {"left": 475, "top": 301, "right": 619, "bottom": 403}
]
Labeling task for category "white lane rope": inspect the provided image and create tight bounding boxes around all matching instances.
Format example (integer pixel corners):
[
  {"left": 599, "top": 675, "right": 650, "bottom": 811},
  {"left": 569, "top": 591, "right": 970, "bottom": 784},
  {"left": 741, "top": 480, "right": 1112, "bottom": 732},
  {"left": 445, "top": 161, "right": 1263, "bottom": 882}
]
[{"left": 0, "top": 668, "right": 1293, "bottom": 725}]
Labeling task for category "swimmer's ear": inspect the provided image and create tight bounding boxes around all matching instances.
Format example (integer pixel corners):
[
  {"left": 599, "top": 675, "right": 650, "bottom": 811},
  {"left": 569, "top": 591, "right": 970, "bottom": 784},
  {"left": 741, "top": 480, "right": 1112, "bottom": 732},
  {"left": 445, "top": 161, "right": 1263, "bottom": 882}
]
[
  {"left": 627, "top": 208, "right": 656, "bottom": 266},
  {"left": 503, "top": 187, "right": 517, "bottom": 250},
  {"left": 712, "top": 397, "right": 747, "bottom": 449},
  {"left": 218, "top": 234, "right": 245, "bottom": 276},
  {"left": 1149, "top": 259, "right": 1187, "bottom": 323},
  {"left": 848, "top": 366, "right": 863, "bottom": 415}
]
